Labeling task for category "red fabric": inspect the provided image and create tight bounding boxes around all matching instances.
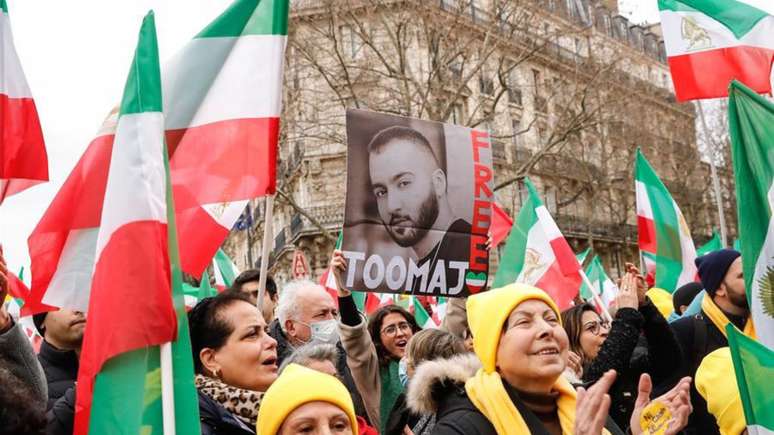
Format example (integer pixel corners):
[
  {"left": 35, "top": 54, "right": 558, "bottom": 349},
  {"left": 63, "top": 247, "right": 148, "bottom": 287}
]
[
  {"left": 73, "top": 221, "right": 177, "bottom": 435},
  {"left": 319, "top": 268, "right": 340, "bottom": 309},
  {"left": 668, "top": 45, "right": 774, "bottom": 102},
  {"left": 357, "top": 417, "right": 378, "bottom": 435},
  {"left": 489, "top": 202, "right": 513, "bottom": 247},
  {"left": 0, "top": 94, "right": 48, "bottom": 204},
  {"left": 637, "top": 215, "right": 657, "bottom": 254},
  {"left": 536, "top": 237, "right": 582, "bottom": 311}
]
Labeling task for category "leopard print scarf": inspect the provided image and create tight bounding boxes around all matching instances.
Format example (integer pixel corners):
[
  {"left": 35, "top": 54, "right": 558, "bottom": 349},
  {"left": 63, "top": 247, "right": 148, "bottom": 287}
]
[{"left": 195, "top": 374, "right": 264, "bottom": 428}]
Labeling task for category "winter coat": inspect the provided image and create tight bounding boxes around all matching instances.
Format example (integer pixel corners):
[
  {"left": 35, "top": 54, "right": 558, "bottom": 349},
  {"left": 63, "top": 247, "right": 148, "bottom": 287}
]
[
  {"left": 268, "top": 318, "right": 370, "bottom": 423},
  {"left": 409, "top": 354, "right": 625, "bottom": 435},
  {"left": 581, "top": 298, "right": 683, "bottom": 431},
  {"left": 669, "top": 307, "right": 748, "bottom": 435},
  {"left": 0, "top": 320, "right": 47, "bottom": 405},
  {"left": 198, "top": 390, "right": 256, "bottom": 435},
  {"left": 38, "top": 339, "right": 79, "bottom": 411}
]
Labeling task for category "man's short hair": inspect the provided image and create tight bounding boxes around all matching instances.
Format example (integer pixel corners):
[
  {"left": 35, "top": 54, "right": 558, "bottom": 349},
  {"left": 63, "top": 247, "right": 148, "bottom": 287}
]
[
  {"left": 367, "top": 126, "right": 442, "bottom": 170},
  {"left": 276, "top": 279, "right": 319, "bottom": 331},
  {"left": 278, "top": 343, "right": 339, "bottom": 374},
  {"left": 231, "top": 269, "right": 277, "bottom": 299}
]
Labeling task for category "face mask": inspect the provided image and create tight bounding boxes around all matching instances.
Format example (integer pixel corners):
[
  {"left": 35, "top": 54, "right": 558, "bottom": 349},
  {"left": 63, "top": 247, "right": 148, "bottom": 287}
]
[
  {"left": 399, "top": 358, "right": 409, "bottom": 387},
  {"left": 309, "top": 319, "right": 340, "bottom": 345}
]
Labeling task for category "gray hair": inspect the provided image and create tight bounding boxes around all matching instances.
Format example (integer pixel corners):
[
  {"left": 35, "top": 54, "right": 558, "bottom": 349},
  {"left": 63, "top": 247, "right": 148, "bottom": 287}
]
[
  {"left": 276, "top": 279, "right": 320, "bottom": 332},
  {"left": 279, "top": 343, "right": 339, "bottom": 374}
]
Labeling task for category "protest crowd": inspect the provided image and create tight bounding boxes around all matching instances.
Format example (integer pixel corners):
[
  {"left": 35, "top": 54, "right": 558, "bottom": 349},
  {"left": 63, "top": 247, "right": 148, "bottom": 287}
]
[{"left": 1, "top": 0, "right": 773, "bottom": 434}]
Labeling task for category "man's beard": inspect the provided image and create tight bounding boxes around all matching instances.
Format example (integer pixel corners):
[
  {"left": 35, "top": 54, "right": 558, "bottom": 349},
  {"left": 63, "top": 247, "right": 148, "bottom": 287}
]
[
  {"left": 385, "top": 192, "right": 439, "bottom": 248},
  {"left": 728, "top": 289, "right": 749, "bottom": 311}
]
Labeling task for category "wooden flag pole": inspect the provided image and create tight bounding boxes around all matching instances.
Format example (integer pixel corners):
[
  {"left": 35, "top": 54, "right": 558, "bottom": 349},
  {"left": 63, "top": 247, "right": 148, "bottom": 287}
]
[
  {"left": 257, "top": 195, "right": 274, "bottom": 316},
  {"left": 160, "top": 342, "right": 176, "bottom": 435}
]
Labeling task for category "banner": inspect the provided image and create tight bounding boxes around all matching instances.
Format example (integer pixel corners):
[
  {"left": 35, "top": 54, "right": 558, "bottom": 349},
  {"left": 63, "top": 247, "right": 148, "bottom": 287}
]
[{"left": 341, "top": 109, "right": 493, "bottom": 297}]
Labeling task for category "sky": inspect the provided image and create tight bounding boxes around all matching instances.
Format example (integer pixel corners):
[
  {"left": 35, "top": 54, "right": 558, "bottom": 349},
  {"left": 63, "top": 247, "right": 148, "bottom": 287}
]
[{"left": 1, "top": 0, "right": 774, "bottom": 275}]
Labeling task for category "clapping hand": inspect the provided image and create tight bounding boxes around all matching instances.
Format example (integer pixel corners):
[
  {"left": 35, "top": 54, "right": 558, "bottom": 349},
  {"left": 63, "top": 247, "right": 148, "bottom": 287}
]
[
  {"left": 574, "top": 370, "right": 616, "bottom": 435},
  {"left": 630, "top": 374, "right": 692, "bottom": 435}
]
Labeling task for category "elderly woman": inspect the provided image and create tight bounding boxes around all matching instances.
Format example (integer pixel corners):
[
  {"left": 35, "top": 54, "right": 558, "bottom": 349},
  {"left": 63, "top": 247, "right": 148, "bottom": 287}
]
[
  {"left": 429, "top": 284, "right": 625, "bottom": 435},
  {"left": 258, "top": 364, "right": 359, "bottom": 435},
  {"left": 188, "top": 292, "right": 279, "bottom": 435}
]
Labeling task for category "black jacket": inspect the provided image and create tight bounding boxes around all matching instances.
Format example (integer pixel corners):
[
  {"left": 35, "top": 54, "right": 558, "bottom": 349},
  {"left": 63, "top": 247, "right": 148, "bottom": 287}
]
[
  {"left": 38, "top": 339, "right": 78, "bottom": 411},
  {"left": 582, "top": 298, "right": 683, "bottom": 431},
  {"left": 198, "top": 391, "right": 255, "bottom": 435},
  {"left": 669, "top": 308, "right": 748, "bottom": 435},
  {"left": 268, "top": 318, "right": 369, "bottom": 423}
]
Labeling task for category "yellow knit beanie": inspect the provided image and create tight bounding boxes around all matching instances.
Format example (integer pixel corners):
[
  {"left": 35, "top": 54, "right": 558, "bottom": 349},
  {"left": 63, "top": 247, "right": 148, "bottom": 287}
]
[
  {"left": 257, "top": 364, "right": 359, "bottom": 435},
  {"left": 466, "top": 283, "right": 561, "bottom": 373},
  {"left": 696, "top": 348, "right": 746, "bottom": 435},
  {"left": 646, "top": 287, "right": 674, "bottom": 319}
]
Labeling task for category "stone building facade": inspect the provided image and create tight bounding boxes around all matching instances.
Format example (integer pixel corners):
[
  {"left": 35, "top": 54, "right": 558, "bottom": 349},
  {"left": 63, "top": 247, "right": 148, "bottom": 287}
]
[{"left": 223, "top": 0, "right": 736, "bottom": 287}]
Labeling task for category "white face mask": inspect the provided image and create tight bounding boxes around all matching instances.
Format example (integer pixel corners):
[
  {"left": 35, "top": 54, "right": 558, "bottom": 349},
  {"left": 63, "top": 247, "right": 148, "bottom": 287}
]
[{"left": 308, "top": 319, "right": 340, "bottom": 345}]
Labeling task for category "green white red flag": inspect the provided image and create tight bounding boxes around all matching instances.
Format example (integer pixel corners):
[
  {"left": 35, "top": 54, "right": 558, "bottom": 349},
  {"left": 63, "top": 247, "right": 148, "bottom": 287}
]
[
  {"left": 212, "top": 248, "right": 239, "bottom": 291},
  {"left": 412, "top": 296, "right": 438, "bottom": 329},
  {"left": 579, "top": 256, "right": 619, "bottom": 308},
  {"left": 658, "top": 0, "right": 774, "bottom": 101},
  {"left": 73, "top": 12, "right": 200, "bottom": 435},
  {"left": 728, "top": 80, "right": 774, "bottom": 349},
  {"left": 489, "top": 202, "right": 513, "bottom": 247},
  {"left": 697, "top": 230, "right": 723, "bottom": 256},
  {"left": 26, "top": 0, "right": 289, "bottom": 315},
  {"left": 493, "top": 178, "right": 581, "bottom": 310},
  {"left": 727, "top": 325, "right": 774, "bottom": 434},
  {"left": 0, "top": 0, "right": 47, "bottom": 205},
  {"left": 635, "top": 149, "right": 698, "bottom": 293}
]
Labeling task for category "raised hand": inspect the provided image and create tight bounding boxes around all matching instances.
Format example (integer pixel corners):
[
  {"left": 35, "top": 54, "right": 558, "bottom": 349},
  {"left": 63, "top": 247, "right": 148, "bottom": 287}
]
[
  {"left": 567, "top": 350, "right": 584, "bottom": 379},
  {"left": 329, "top": 250, "right": 351, "bottom": 297},
  {"left": 615, "top": 273, "right": 639, "bottom": 310},
  {"left": 575, "top": 370, "right": 617, "bottom": 435},
  {"left": 630, "top": 374, "right": 692, "bottom": 435}
]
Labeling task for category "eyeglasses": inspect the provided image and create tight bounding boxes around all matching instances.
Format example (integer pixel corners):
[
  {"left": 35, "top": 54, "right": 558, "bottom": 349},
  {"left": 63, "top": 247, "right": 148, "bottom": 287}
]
[
  {"left": 381, "top": 322, "right": 412, "bottom": 337},
  {"left": 582, "top": 320, "right": 611, "bottom": 336}
]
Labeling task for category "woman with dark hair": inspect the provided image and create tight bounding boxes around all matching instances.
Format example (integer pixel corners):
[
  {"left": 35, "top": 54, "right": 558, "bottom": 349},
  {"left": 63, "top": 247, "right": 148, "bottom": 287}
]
[
  {"left": 561, "top": 268, "right": 684, "bottom": 431},
  {"left": 188, "top": 291, "right": 279, "bottom": 435},
  {"left": 329, "top": 251, "right": 421, "bottom": 435}
]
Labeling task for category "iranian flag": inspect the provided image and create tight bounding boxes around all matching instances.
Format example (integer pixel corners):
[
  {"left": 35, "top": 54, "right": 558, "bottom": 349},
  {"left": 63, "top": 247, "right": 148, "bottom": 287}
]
[
  {"left": 635, "top": 149, "right": 698, "bottom": 293},
  {"left": 212, "top": 248, "right": 239, "bottom": 291},
  {"left": 0, "top": 0, "right": 47, "bottom": 204},
  {"left": 493, "top": 178, "right": 581, "bottom": 310},
  {"left": 73, "top": 12, "right": 199, "bottom": 435},
  {"left": 576, "top": 247, "right": 591, "bottom": 266},
  {"left": 26, "top": 0, "right": 289, "bottom": 314},
  {"left": 413, "top": 296, "right": 438, "bottom": 329},
  {"left": 727, "top": 325, "right": 774, "bottom": 434},
  {"left": 580, "top": 256, "right": 619, "bottom": 308},
  {"left": 489, "top": 202, "right": 513, "bottom": 247},
  {"left": 697, "top": 230, "right": 723, "bottom": 256},
  {"left": 728, "top": 81, "right": 774, "bottom": 348},
  {"left": 658, "top": 0, "right": 774, "bottom": 102}
]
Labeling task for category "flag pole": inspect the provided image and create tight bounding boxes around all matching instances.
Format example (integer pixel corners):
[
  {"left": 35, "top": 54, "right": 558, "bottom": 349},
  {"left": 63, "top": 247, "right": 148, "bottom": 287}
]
[
  {"left": 580, "top": 270, "right": 613, "bottom": 324},
  {"left": 257, "top": 195, "right": 274, "bottom": 316},
  {"left": 160, "top": 342, "right": 176, "bottom": 435},
  {"left": 696, "top": 100, "right": 728, "bottom": 247}
]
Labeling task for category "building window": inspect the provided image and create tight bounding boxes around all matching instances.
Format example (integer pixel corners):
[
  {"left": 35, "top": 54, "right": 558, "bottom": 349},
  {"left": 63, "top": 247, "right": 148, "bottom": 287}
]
[
  {"left": 532, "top": 69, "right": 542, "bottom": 97},
  {"left": 449, "top": 103, "right": 464, "bottom": 125},
  {"left": 479, "top": 75, "right": 495, "bottom": 96},
  {"left": 512, "top": 118, "right": 523, "bottom": 146},
  {"left": 339, "top": 25, "right": 362, "bottom": 58}
]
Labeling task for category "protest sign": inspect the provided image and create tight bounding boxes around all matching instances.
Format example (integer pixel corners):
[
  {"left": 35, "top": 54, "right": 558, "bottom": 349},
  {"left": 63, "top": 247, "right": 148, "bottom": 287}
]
[{"left": 341, "top": 109, "right": 493, "bottom": 297}]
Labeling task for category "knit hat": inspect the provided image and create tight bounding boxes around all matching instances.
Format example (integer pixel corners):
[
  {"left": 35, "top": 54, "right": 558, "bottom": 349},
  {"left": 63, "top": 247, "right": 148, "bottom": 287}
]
[
  {"left": 695, "top": 249, "right": 741, "bottom": 296},
  {"left": 33, "top": 312, "right": 48, "bottom": 336},
  {"left": 673, "top": 282, "right": 704, "bottom": 313},
  {"left": 257, "top": 364, "right": 358, "bottom": 435},
  {"left": 646, "top": 288, "right": 673, "bottom": 319},
  {"left": 696, "top": 347, "right": 745, "bottom": 435},
  {"left": 466, "top": 284, "right": 561, "bottom": 373}
]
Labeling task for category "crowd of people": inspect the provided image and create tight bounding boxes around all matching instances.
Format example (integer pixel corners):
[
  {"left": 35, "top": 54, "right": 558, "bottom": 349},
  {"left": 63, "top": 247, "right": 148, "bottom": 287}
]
[{"left": 0, "top": 246, "right": 758, "bottom": 435}]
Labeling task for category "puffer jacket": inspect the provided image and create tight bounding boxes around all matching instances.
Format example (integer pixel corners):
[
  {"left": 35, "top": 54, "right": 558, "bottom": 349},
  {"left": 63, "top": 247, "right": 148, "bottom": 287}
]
[{"left": 198, "top": 391, "right": 255, "bottom": 435}]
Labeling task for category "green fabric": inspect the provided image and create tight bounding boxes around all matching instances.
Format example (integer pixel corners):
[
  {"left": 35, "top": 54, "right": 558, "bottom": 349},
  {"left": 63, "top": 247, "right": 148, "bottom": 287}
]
[
  {"left": 697, "top": 231, "right": 723, "bottom": 256},
  {"left": 580, "top": 256, "right": 606, "bottom": 301},
  {"left": 1, "top": 0, "right": 7, "bottom": 14},
  {"left": 379, "top": 360, "right": 404, "bottom": 434},
  {"left": 728, "top": 80, "right": 774, "bottom": 346},
  {"left": 727, "top": 325, "right": 774, "bottom": 430},
  {"left": 195, "top": 0, "right": 289, "bottom": 38},
  {"left": 575, "top": 248, "right": 591, "bottom": 267},
  {"left": 636, "top": 149, "right": 684, "bottom": 293},
  {"left": 119, "top": 12, "right": 162, "bottom": 115},
  {"left": 213, "top": 249, "right": 237, "bottom": 287},
  {"left": 657, "top": 0, "right": 768, "bottom": 39},
  {"left": 198, "top": 270, "right": 218, "bottom": 300},
  {"left": 492, "top": 178, "right": 540, "bottom": 288}
]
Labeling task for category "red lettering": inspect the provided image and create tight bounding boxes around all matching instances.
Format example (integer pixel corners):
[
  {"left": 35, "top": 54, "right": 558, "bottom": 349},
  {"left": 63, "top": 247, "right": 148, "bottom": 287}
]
[
  {"left": 472, "top": 200, "right": 491, "bottom": 234},
  {"left": 468, "top": 234, "right": 488, "bottom": 272},
  {"left": 474, "top": 164, "right": 493, "bottom": 199},
  {"left": 471, "top": 130, "right": 490, "bottom": 162}
]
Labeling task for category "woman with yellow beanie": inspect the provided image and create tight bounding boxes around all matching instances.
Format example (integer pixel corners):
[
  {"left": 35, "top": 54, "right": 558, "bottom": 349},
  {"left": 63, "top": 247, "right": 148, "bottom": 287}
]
[{"left": 258, "top": 363, "right": 359, "bottom": 435}]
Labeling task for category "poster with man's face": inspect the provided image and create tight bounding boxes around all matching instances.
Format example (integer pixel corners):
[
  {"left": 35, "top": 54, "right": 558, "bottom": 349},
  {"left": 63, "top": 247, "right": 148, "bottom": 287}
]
[{"left": 341, "top": 109, "right": 494, "bottom": 298}]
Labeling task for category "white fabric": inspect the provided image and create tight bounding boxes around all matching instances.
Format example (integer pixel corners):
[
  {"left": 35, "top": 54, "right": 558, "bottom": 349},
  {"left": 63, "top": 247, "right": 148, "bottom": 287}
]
[
  {"left": 660, "top": 10, "right": 774, "bottom": 57},
  {"left": 42, "top": 228, "right": 99, "bottom": 312},
  {"left": 163, "top": 34, "right": 286, "bottom": 130},
  {"left": 635, "top": 181, "right": 654, "bottom": 220},
  {"left": 0, "top": 13, "right": 33, "bottom": 98}
]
